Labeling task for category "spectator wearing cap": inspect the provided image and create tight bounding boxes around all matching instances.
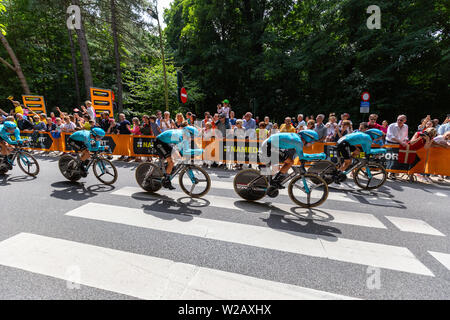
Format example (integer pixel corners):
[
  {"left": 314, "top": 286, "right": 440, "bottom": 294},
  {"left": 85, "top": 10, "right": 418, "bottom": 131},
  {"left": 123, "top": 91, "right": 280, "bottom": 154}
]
[
  {"left": 219, "top": 100, "right": 231, "bottom": 118},
  {"left": 314, "top": 114, "right": 327, "bottom": 142}
]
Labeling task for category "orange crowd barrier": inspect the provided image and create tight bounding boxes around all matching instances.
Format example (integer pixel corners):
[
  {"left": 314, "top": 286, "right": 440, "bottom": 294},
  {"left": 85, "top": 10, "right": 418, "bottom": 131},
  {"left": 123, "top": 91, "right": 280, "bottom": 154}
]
[{"left": 17, "top": 131, "right": 450, "bottom": 176}]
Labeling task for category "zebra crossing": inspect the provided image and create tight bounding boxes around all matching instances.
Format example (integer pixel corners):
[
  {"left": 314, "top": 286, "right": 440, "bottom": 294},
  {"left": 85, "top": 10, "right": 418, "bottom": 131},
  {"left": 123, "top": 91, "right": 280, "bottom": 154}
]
[{"left": 0, "top": 172, "right": 449, "bottom": 300}]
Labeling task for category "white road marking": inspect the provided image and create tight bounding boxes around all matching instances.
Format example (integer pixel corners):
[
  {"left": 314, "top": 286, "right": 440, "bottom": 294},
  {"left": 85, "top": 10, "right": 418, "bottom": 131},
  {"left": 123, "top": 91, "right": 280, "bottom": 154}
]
[
  {"left": 428, "top": 251, "right": 450, "bottom": 271},
  {"left": 434, "top": 192, "right": 448, "bottom": 197},
  {"left": 65, "top": 203, "right": 434, "bottom": 276},
  {"left": 112, "top": 187, "right": 387, "bottom": 229},
  {"left": 0, "top": 233, "right": 357, "bottom": 300},
  {"left": 385, "top": 216, "right": 445, "bottom": 237}
]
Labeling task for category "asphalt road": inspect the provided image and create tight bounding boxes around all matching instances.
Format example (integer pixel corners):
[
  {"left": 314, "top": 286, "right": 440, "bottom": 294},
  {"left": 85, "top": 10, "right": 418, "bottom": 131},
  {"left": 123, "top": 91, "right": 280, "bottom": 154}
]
[{"left": 0, "top": 155, "right": 449, "bottom": 300}]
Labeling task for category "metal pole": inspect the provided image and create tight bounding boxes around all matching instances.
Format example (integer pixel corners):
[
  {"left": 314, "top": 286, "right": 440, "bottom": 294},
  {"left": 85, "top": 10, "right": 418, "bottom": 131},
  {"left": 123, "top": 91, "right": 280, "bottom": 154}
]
[{"left": 155, "top": 5, "right": 169, "bottom": 112}]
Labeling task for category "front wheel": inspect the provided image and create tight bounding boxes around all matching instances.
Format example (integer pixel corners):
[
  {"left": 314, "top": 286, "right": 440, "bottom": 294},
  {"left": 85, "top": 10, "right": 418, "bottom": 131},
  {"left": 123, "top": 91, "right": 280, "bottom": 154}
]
[
  {"left": 17, "top": 152, "right": 40, "bottom": 176},
  {"left": 288, "top": 174, "right": 329, "bottom": 208},
  {"left": 135, "top": 162, "right": 164, "bottom": 193},
  {"left": 233, "top": 169, "right": 268, "bottom": 201},
  {"left": 179, "top": 165, "right": 211, "bottom": 198},
  {"left": 353, "top": 162, "right": 387, "bottom": 190},
  {"left": 93, "top": 158, "right": 118, "bottom": 185},
  {"left": 58, "top": 155, "right": 82, "bottom": 182}
]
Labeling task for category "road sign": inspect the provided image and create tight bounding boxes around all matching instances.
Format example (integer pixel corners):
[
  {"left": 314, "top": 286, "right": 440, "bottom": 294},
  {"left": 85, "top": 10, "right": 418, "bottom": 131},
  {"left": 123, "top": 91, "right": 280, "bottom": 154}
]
[
  {"left": 180, "top": 87, "right": 188, "bottom": 104},
  {"left": 361, "top": 92, "right": 371, "bottom": 101},
  {"left": 360, "top": 101, "right": 370, "bottom": 113}
]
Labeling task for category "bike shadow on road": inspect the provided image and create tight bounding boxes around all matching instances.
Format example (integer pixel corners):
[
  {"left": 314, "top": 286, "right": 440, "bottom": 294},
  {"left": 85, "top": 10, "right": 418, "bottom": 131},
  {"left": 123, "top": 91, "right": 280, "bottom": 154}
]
[
  {"left": 327, "top": 184, "right": 406, "bottom": 209},
  {"left": 136, "top": 193, "right": 209, "bottom": 220},
  {"left": 0, "top": 174, "right": 37, "bottom": 186},
  {"left": 233, "top": 200, "right": 340, "bottom": 240},
  {"left": 50, "top": 181, "right": 115, "bottom": 201}
]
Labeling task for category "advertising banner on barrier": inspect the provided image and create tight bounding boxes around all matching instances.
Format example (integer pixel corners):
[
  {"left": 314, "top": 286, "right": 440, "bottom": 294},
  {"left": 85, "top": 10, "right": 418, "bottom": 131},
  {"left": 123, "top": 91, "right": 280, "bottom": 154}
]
[
  {"left": 63, "top": 133, "right": 116, "bottom": 153},
  {"left": 132, "top": 136, "right": 158, "bottom": 156}
]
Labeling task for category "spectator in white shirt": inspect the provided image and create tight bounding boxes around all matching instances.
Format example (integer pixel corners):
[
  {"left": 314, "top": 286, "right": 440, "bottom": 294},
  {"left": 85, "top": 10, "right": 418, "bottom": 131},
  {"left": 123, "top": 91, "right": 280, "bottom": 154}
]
[
  {"left": 296, "top": 114, "right": 306, "bottom": 132},
  {"left": 386, "top": 114, "right": 409, "bottom": 147},
  {"left": 218, "top": 99, "right": 231, "bottom": 118},
  {"left": 82, "top": 101, "right": 96, "bottom": 122}
]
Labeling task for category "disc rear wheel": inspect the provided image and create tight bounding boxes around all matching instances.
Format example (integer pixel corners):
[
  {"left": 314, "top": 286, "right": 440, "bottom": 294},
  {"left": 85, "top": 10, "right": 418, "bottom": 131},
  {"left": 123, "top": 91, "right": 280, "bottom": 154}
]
[
  {"left": 58, "top": 155, "right": 81, "bottom": 182},
  {"left": 135, "top": 162, "right": 164, "bottom": 193},
  {"left": 233, "top": 169, "right": 268, "bottom": 201}
]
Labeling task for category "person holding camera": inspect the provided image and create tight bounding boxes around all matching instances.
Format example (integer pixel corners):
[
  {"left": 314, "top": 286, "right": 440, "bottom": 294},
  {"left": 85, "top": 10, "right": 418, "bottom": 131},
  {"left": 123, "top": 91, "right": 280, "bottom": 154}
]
[{"left": 409, "top": 127, "right": 437, "bottom": 183}]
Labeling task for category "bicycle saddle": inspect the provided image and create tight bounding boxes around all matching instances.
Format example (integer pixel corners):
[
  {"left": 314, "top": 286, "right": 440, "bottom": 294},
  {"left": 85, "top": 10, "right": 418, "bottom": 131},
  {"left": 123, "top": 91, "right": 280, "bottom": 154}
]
[
  {"left": 368, "top": 148, "right": 387, "bottom": 155},
  {"left": 302, "top": 153, "right": 327, "bottom": 161}
]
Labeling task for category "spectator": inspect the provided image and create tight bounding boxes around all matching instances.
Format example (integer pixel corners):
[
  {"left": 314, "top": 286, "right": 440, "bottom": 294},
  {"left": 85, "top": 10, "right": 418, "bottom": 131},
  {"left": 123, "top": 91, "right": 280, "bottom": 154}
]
[
  {"left": 84, "top": 100, "right": 96, "bottom": 121},
  {"left": 338, "top": 113, "right": 353, "bottom": 132},
  {"left": 229, "top": 111, "right": 237, "bottom": 127},
  {"left": 438, "top": 116, "right": 450, "bottom": 135},
  {"left": 418, "top": 115, "right": 433, "bottom": 132},
  {"left": 256, "top": 122, "right": 269, "bottom": 140},
  {"left": 233, "top": 119, "right": 246, "bottom": 138},
  {"left": 131, "top": 117, "right": 142, "bottom": 135},
  {"left": 99, "top": 111, "right": 111, "bottom": 132},
  {"left": 280, "top": 117, "right": 296, "bottom": 133},
  {"left": 325, "top": 115, "right": 339, "bottom": 142},
  {"left": 433, "top": 131, "right": 450, "bottom": 149},
  {"left": 50, "top": 112, "right": 56, "bottom": 123},
  {"left": 45, "top": 117, "right": 56, "bottom": 132},
  {"left": 201, "top": 111, "right": 211, "bottom": 128},
  {"left": 263, "top": 116, "right": 273, "bottom": 131},
  {"left": 255, "top": 116, "right": 260, "bottom": 125},
  {"left": 368, "top": 114, "right": 387, "bottom": 133},
  {"left": 174, "top": 113, "right": 185, "bottom": 128},
  {"left": 159, "top": 111, "right": 174, "bottom": 132},
  {"left": 306, "top": 119, "right": 315, "bottom": 130},
  {"left": 212, "top": 113, "right": 219, "bottom": 129},
  {"left": 107, "top": 119, "right": 119, "bottom": 135},
  {"left": 39, "top": 113, "right": 48, "bottom": 124},
  {"left": 186, "top": 112, "right": 192, "bottom": 125},
  {"left": 83, "top": 115, "right": 92, "bottom": 130},
  {"left": 409, "top": 128, "right": 437, "bottom": 183},
  {"left": 337, "top": 120, "right": 352, "bottom": 139},
  {"left": 61, "top": 116, "right": 76, "bottom": 132},
  {"left": 386, "top": 115, "right": 409, "bottom": 147},
  {"left": 271, "top": 123, "right": 280, "bottom": 134},
  {"left": 215, "top": 113, "right": 230, "bottom": 139},
  {"left": 243, "top": 112, "right": 257, "bottom": 131},
  {"left": 381, "top": 120, "right": 389, "bottom": 134},
  {"left": 16, "top": 113, "right": 33, "bottom": 131},
  {"left": 54, "top": 117, "right": 64, "bottom": 134},
  {"left": 118, "top": 113, "right": 132, "bottom": 135},
  {"left": 219, "top": 100, "right": 231, "bottom": 118},
  {"left": 155, "top": 110, "right": 163, "bottom": 128},
  {"left": 140, "top": 115, "right": 152, "bottom": 136},
  {"left": 149, "top": 115, "right": 161, "bottom": 136},
  {"left": 314, "top": 114, "right": 327, "bottom": 142},
  {"left": 32, "top": 115, "right": 46, "bottom": 131},
  {"left": 296, "top": 114, "right": 306, "bottom": 132},
  {"left": 354, "top": 122, "right": 369, "bottom": 133}
]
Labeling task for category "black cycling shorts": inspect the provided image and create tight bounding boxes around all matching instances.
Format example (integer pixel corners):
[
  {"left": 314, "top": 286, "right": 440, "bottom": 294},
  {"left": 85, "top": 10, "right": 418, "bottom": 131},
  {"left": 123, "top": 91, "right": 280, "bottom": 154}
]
[
  {"left": 68, "top": 137, "right": 87, "bottom": 152},
  {"left": 337, "top": 140, "right": 359, "bottom": 160},
  {"left": 155, "top": 138, "right": 173, "bottom": 159},
  {"left": 264, "top": 142, "right": 296, "bottom": 163}
]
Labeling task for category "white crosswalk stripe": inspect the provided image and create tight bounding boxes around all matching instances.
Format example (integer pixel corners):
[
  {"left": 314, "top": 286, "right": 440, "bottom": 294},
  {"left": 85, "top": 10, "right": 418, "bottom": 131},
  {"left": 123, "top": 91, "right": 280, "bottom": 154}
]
[
  {"left": 0, "top": 233, "right": 357, "bottom": 300},
  {"left": 428, "top": 251, "right": 450, "bottom": 271},
  {"left": 64, "top": 202, "right": 434, "bottom": 277},
  {"left": 112, "top": 186, "right": 387, "bottom": 229},
  {"left": 385, "top": 216, "right": 445, "bottom": 236}
]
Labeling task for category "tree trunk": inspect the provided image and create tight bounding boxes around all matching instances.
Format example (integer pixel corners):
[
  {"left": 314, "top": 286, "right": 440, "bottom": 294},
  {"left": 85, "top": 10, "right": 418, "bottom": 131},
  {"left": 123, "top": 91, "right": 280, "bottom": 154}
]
[
  {"left": 68, "top": 29, "right": 81, "bottom": 107},
  {"left": 110, "top": 0, "right": 123, "bottom": 113},
  {"left": 0, "top": 33, "right": 31, "bottom": 94},
  {"left": 72, "top": 0, "right": 93, "bottom": 100}
]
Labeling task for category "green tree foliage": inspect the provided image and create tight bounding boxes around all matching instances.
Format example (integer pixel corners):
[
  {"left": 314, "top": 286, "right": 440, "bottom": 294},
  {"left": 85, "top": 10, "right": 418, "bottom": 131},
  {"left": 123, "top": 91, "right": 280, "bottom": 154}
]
[
  {"left": 125, "top": 61, "right": 205, "bottom": 115},
  {"left": 165, "top": 0, "right": 449, "bottom": 126}
]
